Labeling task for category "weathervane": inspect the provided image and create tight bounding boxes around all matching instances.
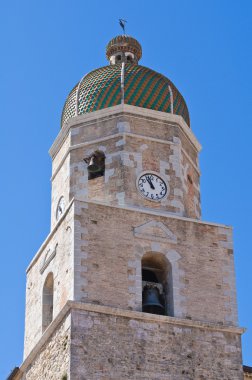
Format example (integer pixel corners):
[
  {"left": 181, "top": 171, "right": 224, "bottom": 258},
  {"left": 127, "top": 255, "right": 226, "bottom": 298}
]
[{"left": 119, "top": 19, "right": 127, "bottom": 34}]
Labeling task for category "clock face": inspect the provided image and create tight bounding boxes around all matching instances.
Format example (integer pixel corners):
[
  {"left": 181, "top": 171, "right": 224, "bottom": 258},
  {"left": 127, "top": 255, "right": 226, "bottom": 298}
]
[
  {"left": 137, "top": 172, "right": 168, "bottom": 201},
  {"left": 56, "top": 196, "right": 65, "bottom": 220}
]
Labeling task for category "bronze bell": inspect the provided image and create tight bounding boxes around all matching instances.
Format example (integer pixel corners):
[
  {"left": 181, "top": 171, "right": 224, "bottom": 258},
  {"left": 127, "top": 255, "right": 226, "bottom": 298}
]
[
  {"left": 84, "top": 152, "right": 105, "bottom": 175},
  {"left": 142, "top": 285, "right": 165, "bottom": 315},
  {"left": 88, "top": 155, "right": 101, "bottom": 173}
]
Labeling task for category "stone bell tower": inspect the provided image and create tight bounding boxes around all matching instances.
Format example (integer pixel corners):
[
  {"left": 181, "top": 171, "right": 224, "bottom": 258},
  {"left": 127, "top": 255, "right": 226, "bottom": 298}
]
[{"left": 11, "top": 35, "right": 245, "bottom": 380}]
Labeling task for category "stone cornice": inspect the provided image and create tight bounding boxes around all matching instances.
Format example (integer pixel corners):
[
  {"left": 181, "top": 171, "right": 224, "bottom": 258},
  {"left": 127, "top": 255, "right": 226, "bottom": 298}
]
[
  {"left": 75, "top": 198, "right": 232, "bottom": 229},
  {"left": 69, "top": 301, "right": 245, "bottom": 334},
  {"left": 16, "top": 301, "right": 245, "bottom": 379},
  {"left": 49, "top": 104, "right": 202, "bottom": 159}
]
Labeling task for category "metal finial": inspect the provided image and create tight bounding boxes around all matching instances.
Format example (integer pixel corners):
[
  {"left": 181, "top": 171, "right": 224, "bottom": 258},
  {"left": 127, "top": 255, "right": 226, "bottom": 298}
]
[{"left": 119, "top": 19, "right": 127, "bottom": 34}]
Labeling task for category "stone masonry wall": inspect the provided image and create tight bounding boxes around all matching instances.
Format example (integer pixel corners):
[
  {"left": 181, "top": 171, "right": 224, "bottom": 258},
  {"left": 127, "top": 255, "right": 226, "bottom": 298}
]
[
  {"left": 50, "top": 130, "right": 71, "bottom": 230},
  {"left": 51, "top": 131, "right": 71, "bottom": 175},
  {"left": 49, "top": 110, "right": 201, "bottom": 234},
  {"left": 64, "top": 113, "right": 201, "bottom": 219},
  {"left": 51, "top": 154, "right": 70, "bottom": 229},
  {"left": 73, "top": 200, "right": 238, "bottom": 326},
  {"left": 70, "top": 307, "right": 243, "bottom": 380},
  {"left": 24, "top": 203, "right": 74, "bottom": 357},
  {"left": 20, "top": 313, "right": 70, "bottom": 380}
]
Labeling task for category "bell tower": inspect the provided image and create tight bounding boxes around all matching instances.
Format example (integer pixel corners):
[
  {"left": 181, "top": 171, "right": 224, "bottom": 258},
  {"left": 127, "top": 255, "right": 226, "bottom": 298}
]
[{"left": 12, "top": 35, "right": 245, "bottom": 380}]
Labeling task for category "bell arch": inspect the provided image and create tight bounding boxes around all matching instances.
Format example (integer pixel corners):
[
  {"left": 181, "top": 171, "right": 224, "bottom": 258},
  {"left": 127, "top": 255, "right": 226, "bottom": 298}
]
[
  {"left": 132, "top": 240, "right": 184, "bottom": 318},
  {"left": 84, "top": 150, "right": 105, "bottom": 180},
  {"left": 42, "top": 272, "right": 54, "bottom": 333},
  {"left": 141, "top": 252, "right": 173, "bottom": 316}
]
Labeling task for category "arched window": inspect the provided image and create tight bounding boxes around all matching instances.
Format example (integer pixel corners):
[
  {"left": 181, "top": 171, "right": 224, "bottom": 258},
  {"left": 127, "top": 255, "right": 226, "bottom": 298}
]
[
  {"left": 141, "top": 253, "right": 173, "bottom": 316},
  {"left": 42, "top": 272, "right": 54, "bottom": 332}
]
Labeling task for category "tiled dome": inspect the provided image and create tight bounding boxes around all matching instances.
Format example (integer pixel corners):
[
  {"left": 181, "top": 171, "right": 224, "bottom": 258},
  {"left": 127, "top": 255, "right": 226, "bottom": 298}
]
[{"left": 61, "top": 36, "right": 190, "bottom": 128}]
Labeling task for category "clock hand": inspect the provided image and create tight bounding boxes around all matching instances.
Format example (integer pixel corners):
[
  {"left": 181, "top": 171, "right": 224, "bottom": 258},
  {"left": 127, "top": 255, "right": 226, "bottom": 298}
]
[
  {"left": 150, "top": 180, "right": 155, "bottom": 190},
  {"left": 146, "top": 176, "right": 155, "bottom": 190}
]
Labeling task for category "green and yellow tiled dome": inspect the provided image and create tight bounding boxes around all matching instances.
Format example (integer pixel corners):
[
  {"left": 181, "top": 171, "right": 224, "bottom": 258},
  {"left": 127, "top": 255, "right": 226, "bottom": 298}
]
[{"left": 61, "top": 36, "right": 190, "bottom": 128}]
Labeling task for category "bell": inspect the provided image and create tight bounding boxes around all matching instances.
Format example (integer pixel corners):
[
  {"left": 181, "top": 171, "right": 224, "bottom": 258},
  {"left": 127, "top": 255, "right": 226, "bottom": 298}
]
[
  {"left": 88, "top": 155, "right": 101, "bottom": 173},
  {"left": 142, "top": 286, "right": 165, "bottom": 315}
]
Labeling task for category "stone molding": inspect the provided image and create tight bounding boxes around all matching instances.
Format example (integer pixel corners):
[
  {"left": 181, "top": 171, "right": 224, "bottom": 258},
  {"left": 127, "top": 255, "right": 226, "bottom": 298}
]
[
  {"left": 76, "top": 199, "right": 231, "bottom": 229},
  {"left": 39, "top": 243, "right": 58, "bottom": 274},
  {"left": 17, "top": 301, "right": 245, "bottom": 379},
  {"left": 49, "top": 104, "right": 201, "bottom": 159}
]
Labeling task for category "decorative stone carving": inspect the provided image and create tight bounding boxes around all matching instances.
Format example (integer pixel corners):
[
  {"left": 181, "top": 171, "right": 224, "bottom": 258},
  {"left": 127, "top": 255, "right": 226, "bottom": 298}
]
[
  {"left": 40, "top": 243, "right": 58, "bottom": 274},
  {"left": 134, "top": 220, "right": 177, "bottom": 244}
]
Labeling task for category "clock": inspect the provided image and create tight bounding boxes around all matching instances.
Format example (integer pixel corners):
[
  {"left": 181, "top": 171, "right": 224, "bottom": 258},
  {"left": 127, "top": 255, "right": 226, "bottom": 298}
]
[
  {"left": 56, "top": 196, "right": 65, "bottom": 220},
  {"left": 137, "top": 172, "right": 168, "bottom": 201}
]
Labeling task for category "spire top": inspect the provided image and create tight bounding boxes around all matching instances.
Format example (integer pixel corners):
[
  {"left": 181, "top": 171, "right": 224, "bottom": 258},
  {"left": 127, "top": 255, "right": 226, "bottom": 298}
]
[{"left": 119, "top": 19, "right": 127, "bottom": 34}]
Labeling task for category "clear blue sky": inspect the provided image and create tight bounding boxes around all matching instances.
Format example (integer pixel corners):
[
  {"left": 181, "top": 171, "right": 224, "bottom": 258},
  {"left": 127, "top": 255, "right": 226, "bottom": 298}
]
[{"left": 1, "top": 0, "right": 251, "bottom": 377}]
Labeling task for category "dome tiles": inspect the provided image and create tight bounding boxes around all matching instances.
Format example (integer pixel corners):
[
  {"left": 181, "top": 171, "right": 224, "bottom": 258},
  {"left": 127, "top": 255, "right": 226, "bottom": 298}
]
[{"left": 61, "top": 36, "right": 190, "bottom": 128}]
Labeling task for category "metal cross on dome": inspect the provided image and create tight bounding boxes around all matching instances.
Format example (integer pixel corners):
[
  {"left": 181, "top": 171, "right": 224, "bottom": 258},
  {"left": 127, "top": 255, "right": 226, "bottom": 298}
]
[{"left": 119, "top": 19, "right": 127, "bottom": 34}]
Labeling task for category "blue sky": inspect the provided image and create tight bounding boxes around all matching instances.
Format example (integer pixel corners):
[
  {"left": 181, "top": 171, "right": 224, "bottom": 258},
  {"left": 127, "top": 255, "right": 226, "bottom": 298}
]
[{"left": 1, "top": 0, "right": 251, "bottom": 377}]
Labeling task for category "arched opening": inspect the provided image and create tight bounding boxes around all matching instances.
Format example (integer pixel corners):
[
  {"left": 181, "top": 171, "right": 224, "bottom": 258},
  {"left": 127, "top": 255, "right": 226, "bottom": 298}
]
[
  {"left": 42, "top": 272, "right": 54, "bottom": 333},
  {"left": 141, "top": 252, "right": 173, "bottom": 316},
  {"left": 115, "top": 54, "right": 122, "bottom": 63},
  {"left": 84, "top": 150, "right": 105, "bottom": 180}
]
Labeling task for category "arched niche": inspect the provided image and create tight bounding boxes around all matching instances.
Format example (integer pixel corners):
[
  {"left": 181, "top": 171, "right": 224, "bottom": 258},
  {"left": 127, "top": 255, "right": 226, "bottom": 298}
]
[{"left": 42, "top": 272, "right": 54, "bottom": 333}]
